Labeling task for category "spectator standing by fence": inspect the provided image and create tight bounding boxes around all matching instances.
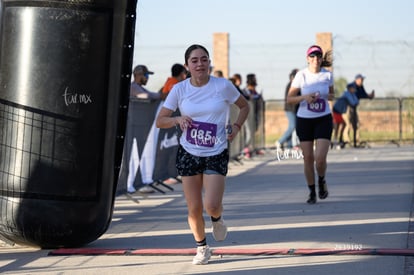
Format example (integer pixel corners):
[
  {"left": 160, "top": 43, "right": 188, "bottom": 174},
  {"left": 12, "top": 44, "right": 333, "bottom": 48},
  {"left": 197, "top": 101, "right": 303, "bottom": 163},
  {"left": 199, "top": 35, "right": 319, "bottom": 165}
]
[
  {"left": 287, "top": 45, "right": 334, "bottom": 204},
  {"left": 230, "top": 73, "right": 249, "bottom": 100},
  {"left": 213, "top": 70, "right": 224, "bottom": 77},
  {"left": 159, "top": 63, "right": 188, "bottom": 185},
  {"left": 161, "top": 63, "right": 187, "bottom": 96},
  {"left": 332, "top": 83, "right": 359, "bottom": 148},
  {"left": 276, "top": 68, "right": 299, "bottom": 150},
  {"left": 155, "top": 44, "right": 249, "bottom": 265},
  {"left": 130, "top": 65, "right": 161, "bottom": 100},
  {"left": 243, "top": 73, "right": 263, "bottom": 102},
  {"left": 243, "top": 73, "right": 264, "bottom": 157},
  {"left": 349, "top": 74, "right": 375, "bottom": 147}
]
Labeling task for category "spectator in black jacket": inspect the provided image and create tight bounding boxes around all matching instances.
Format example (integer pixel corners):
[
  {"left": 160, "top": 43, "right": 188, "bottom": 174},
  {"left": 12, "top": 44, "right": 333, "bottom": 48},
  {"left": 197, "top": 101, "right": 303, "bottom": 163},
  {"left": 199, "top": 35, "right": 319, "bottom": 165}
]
[{"left": 349, "top": 74, "right": 375, "bottom": 147}]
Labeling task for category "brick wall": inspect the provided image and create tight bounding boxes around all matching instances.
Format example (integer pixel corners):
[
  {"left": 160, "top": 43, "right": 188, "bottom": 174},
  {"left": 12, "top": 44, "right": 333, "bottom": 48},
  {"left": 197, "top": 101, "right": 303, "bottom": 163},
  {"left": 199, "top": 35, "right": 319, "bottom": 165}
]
[{"left": 265, "top": 110, "right": 412, "bottom": 140}]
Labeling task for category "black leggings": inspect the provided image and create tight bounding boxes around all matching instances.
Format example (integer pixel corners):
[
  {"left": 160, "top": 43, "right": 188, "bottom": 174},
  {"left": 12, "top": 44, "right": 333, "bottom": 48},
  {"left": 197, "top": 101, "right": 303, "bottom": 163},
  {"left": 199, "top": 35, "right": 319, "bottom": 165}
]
[
  {"left": 176, "top": 146, "right": 229, "bottom": 176},
  {"left": 296, "top": 114, "right": 333, "bottom": 142}
]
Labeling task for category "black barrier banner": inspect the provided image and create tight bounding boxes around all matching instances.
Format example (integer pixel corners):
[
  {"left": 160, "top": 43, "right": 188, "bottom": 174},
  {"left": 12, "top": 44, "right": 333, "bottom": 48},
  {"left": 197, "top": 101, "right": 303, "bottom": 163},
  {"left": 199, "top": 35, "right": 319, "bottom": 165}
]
[
  {"left": 117, "top": 100, "right": 180, "bottom": 193},
  {"left": 118, "top": 99, "right": 157, "bottom": 193},
  {"left": 152, "top": 110, "right": 181, "bottom": 181},
  {"left": 139, "top": 103, "right": 163, "bottom": 185},
  {"left": 117, "top": 98, "right": 264, "bottom": 194}
]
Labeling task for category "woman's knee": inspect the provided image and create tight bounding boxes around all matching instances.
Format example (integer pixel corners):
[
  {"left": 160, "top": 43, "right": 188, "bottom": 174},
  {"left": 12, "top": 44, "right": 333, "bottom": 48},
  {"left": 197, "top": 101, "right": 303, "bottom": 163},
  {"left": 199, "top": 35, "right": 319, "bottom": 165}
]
[
  {"left": 303, "top": 153, "right": 314, "bottom": 164},
  {"left": 204, "top": 203, "right": 222, "bottom": 217},
  {"left": 315, "top": 157, "right": 327, "bottom": 169},
  {"left": 187, "top": 203, "right": 203, "bottom": 218}
]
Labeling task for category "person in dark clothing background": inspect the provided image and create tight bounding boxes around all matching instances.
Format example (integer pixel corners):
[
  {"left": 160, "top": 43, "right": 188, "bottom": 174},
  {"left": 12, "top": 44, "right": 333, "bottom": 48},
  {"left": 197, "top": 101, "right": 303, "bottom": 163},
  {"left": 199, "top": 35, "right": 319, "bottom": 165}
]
[
  {"left": 349, "top": 74, "right": 375, "bottom": 147},
  {"left": 230, "top": 73, "right": 249, "bottom": 99},
  {"left": 276, "top": 68, "right": 299, "bottom": 150}
]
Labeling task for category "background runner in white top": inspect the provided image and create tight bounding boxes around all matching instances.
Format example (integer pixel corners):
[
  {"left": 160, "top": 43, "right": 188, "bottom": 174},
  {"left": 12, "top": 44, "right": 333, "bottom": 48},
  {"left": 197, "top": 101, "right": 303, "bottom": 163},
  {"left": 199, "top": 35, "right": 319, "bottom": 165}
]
[{"left": 291, "top": 67, "right": 333, "bottom": 118}]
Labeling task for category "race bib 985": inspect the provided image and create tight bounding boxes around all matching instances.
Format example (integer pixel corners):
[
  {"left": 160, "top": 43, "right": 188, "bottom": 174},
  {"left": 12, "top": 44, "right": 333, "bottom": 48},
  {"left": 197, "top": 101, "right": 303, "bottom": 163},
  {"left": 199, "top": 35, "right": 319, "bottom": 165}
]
[{"left": 186, "top": 121, "right": 217, "bottom": 147}]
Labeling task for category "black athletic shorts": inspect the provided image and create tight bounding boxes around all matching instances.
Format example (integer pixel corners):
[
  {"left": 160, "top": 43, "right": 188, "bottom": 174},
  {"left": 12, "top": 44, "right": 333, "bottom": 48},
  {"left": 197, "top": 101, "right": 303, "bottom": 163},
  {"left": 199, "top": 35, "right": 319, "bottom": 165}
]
[
  {"left": 176, "top": 145, "right": 229, "bottom": 176},
  {"left": 296, "top": 114, "right": 333, "bottom": 142}
]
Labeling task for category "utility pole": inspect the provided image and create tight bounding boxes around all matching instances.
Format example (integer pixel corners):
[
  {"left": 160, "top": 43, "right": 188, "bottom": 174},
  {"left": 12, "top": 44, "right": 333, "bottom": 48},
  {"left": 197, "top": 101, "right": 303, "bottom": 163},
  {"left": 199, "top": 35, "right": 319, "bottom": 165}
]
[
  {"left": 316, "top": 32, "right": 333, "bottom": 72},
  {"left": 212, "top": 32, "right": 229, "bottom": 78}
]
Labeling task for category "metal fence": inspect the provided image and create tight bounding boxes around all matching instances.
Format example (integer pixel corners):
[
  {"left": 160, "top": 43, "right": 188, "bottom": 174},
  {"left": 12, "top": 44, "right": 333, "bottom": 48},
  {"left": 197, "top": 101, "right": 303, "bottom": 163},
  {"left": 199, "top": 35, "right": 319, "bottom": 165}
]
[
  {"left": 229, "top": 98, "right": 265, "bottom": 159},
  {"left": 264, "top": 97, "right": 414, "bottom": 147}
]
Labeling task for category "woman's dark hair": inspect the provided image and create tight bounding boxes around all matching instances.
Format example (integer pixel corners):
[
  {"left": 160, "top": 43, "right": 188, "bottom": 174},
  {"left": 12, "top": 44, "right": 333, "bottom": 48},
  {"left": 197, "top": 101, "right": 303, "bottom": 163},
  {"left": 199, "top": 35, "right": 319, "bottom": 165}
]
[
  {"left": 171, "top": 63, "right": 186, "bottom": 77},
  {"left": 184, "top": 44, "right": 210, "bottom": 65},
  {"left": 233, "top": 73, "right": 242, "bottom": 82},
  {"left": 321, "top": 50, "right": 333, "bottom": 68},
  {"left": 307, "top": 44, "right": 333, "bottom": 68},
  {"left": 246, "top": 73, "right": 256, "bottom": 86},
  {"left": 289, "top": 68, "right": 299, "bottom": 79}
]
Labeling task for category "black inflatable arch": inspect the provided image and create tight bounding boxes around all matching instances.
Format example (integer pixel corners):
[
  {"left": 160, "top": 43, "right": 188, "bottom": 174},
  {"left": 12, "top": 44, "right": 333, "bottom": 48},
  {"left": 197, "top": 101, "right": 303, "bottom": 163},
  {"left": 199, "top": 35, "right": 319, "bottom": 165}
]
[{"left": 0, "top": 0, "right": 137, "bottom": 248}]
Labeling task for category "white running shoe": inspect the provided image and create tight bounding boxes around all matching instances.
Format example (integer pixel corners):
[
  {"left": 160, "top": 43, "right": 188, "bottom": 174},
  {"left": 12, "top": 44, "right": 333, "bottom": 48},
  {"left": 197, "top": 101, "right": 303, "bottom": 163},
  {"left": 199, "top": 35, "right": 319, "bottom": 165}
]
[
  {"left": 192, "top": 245, "right": 211, "bottom": 265},
  {"left": 127, "top": 186, "right": 136, "bottom": 194},
  {"left": 212, "top": 218, "right": 228, "bottom": 242},
  {"left": 275, "top": 141, "right": 282, "bottom": 149},
  {"left": 138, "top": 185, "right": 154, "bottom": 193}
]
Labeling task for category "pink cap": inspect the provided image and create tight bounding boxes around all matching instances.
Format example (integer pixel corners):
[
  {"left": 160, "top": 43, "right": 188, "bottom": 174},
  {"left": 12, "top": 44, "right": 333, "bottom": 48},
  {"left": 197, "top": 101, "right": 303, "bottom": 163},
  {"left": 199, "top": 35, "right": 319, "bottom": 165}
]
[{"left": 306, "top": 45, "right": 323, "bottom": 56}]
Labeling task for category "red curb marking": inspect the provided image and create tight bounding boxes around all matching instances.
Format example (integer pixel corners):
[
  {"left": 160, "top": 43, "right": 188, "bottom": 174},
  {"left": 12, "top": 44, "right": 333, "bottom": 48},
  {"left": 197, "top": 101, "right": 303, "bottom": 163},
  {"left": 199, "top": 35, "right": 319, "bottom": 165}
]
[
  {"left": 48, "top": 248, "right": 414, "bottom": 256},
  {"left": 130, "top": 248, "right": 196, "bottom": 255},
  {"left": 50, "top": 248, "right": 129, "bottom": 255},
  {"left": 212, "top": 248, "right": 291, "bottom": 255}
]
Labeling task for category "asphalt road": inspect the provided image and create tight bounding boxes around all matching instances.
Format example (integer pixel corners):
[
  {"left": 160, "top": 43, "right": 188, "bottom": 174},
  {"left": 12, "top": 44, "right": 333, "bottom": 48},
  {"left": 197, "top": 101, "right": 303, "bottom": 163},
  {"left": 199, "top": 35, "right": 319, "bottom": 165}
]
[{"left": 1, "top": 144, "right": 414, "bottom": 275}]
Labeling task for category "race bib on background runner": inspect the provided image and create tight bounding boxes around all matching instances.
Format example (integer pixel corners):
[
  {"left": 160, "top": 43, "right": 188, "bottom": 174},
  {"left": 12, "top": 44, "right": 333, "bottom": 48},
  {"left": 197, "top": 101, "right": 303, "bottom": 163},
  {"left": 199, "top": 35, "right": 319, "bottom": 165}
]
[
  {"left": 307, "top": 98, "right": 326, "bottom": 113},
  {"left": 186, "top": 121, "right": 217, "bottom": 147}
]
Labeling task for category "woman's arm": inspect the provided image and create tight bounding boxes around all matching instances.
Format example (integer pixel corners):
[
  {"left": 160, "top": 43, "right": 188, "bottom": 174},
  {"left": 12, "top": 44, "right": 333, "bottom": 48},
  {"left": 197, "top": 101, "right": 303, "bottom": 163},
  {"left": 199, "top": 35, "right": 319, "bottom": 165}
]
[
  {"left": 228, "top": 96, "right": 250, "bottom": 142},
  {"left": 156, "top": 107, "right": 192, "bottom": 130},
  {"left": 287, "top": 87, "right": 316, "bottom": 105},
  {"left": 155, "top": 107, "right": 175, "bottom": 129},
  {"left": 328, "top": 86, "right": 335, "bottom": 101}
]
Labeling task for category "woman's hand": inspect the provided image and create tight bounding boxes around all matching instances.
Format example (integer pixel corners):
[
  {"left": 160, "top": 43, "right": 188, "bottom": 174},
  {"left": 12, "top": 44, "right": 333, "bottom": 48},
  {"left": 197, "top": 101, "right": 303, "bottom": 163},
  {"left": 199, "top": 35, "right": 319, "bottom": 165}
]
[
  {"left": 227, "top": 124, "right": 241, "bottom": 142},
  {"left": 175, "top": 116, "right": 192, "bottom": 131},
  {"left": 306, "top": 92, "right": 319, "bottom": 104}
]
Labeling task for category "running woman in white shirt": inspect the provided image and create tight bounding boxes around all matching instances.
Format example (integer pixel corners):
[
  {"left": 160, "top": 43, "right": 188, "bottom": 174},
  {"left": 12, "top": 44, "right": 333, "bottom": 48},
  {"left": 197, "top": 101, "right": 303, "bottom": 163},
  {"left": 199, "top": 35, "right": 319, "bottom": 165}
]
[
  {"left": 287, "top": 45, "right": 334, "bottom": 204},
  {"left": 156, "top": 44, "right": 249, "bottom": 265}
]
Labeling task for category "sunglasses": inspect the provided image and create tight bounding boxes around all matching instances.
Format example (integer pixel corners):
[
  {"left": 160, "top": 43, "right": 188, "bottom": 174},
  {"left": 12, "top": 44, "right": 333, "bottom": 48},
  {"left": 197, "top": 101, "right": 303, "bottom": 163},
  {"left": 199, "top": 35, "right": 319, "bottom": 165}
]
[
  {"left": 308, "top": 53, "right": 323, "bottom": 59},
  {"left": 144, "top": 73, "right": 150, "bottom": 78}
]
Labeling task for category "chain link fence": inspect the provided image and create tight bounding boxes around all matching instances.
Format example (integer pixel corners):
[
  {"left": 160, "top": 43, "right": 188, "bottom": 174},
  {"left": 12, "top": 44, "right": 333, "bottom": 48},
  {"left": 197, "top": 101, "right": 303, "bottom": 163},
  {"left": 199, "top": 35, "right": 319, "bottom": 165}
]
[{"left": 264, "top": 97, "right": 414, "bottom": 147}]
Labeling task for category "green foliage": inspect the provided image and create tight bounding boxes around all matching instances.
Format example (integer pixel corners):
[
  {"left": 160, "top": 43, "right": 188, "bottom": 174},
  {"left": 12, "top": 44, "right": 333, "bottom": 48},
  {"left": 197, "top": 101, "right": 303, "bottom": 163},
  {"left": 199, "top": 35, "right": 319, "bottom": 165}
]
[
  {"left": 403, "top": 98, "right": 414, "bottom": 136},
  {"left": 334, "top": 77, "right": 348, "bottom": 97}
]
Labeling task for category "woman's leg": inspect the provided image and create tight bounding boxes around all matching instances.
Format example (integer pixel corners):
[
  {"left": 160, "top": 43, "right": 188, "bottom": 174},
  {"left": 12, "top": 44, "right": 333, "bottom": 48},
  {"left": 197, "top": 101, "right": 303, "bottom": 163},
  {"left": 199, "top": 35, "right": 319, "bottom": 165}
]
[
  {"left": 278, "top": 111, "right": 296, "bottom": 147},
  {"left": 286, "top": 111, "right": 296, "bottom": 148},
  {"left": 203, "top": 174, "right": 225, "bottom": 218},
  {"left": 300, "top": 141, "right": 315, "bottom": 187},
  {"left": 203, "top": 173, "right": 227, "bottom": 242},
  {"left": 300, "top": 140, "right": 317, "bottom": 203},
  {"left": 342, "top": 111, "right": 351, "bottom": 144},
  {"left": 333, "top": 121, "right": 339, "bottom": 141},
  {"left": 182, "top": 174, "right": 205, "bottom": 242},
  {"left": 338, "top": 122, "right": 346, "bottom": 144},
  {"left": 314, "top": 139, "right": 331, "bottom": 177},
  {"left": 315, "top": 138, "right": 331, "bottom": 199}
]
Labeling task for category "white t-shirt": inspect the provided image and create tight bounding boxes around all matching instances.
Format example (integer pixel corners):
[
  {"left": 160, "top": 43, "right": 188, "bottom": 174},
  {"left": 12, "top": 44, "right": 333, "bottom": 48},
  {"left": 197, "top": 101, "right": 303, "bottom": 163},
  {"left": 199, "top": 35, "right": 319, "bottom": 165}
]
[
  {"left": 291, "top": 68, "right": 333, "bottom": 118},
  {"left": 163, "top": 76, "right": 240, "bottom": 157}
]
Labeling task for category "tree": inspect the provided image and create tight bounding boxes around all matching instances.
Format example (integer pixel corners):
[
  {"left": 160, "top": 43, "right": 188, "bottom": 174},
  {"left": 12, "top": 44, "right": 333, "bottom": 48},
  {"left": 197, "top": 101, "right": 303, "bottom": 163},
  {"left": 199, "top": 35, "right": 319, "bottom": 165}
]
[{"left": 334, "top": 77, "right": 348, "bottom": 97}]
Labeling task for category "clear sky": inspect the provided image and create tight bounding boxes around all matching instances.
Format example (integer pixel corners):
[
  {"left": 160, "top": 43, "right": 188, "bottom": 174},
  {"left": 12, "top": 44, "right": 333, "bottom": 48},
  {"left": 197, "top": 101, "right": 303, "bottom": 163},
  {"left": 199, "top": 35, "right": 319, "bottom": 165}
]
[{"left": 132, "top": 0, "right": 414, "bottom": 100}]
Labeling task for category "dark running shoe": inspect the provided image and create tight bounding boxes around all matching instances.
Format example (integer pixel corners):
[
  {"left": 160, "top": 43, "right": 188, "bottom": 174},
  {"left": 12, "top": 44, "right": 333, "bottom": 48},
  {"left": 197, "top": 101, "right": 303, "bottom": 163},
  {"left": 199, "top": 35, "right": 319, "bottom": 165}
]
[
  {"left": 307, "top": 192, "right": 317, "bottom": 204},
  {"left": 318, "top": 181, "right": 329, "bottom": 199}
]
